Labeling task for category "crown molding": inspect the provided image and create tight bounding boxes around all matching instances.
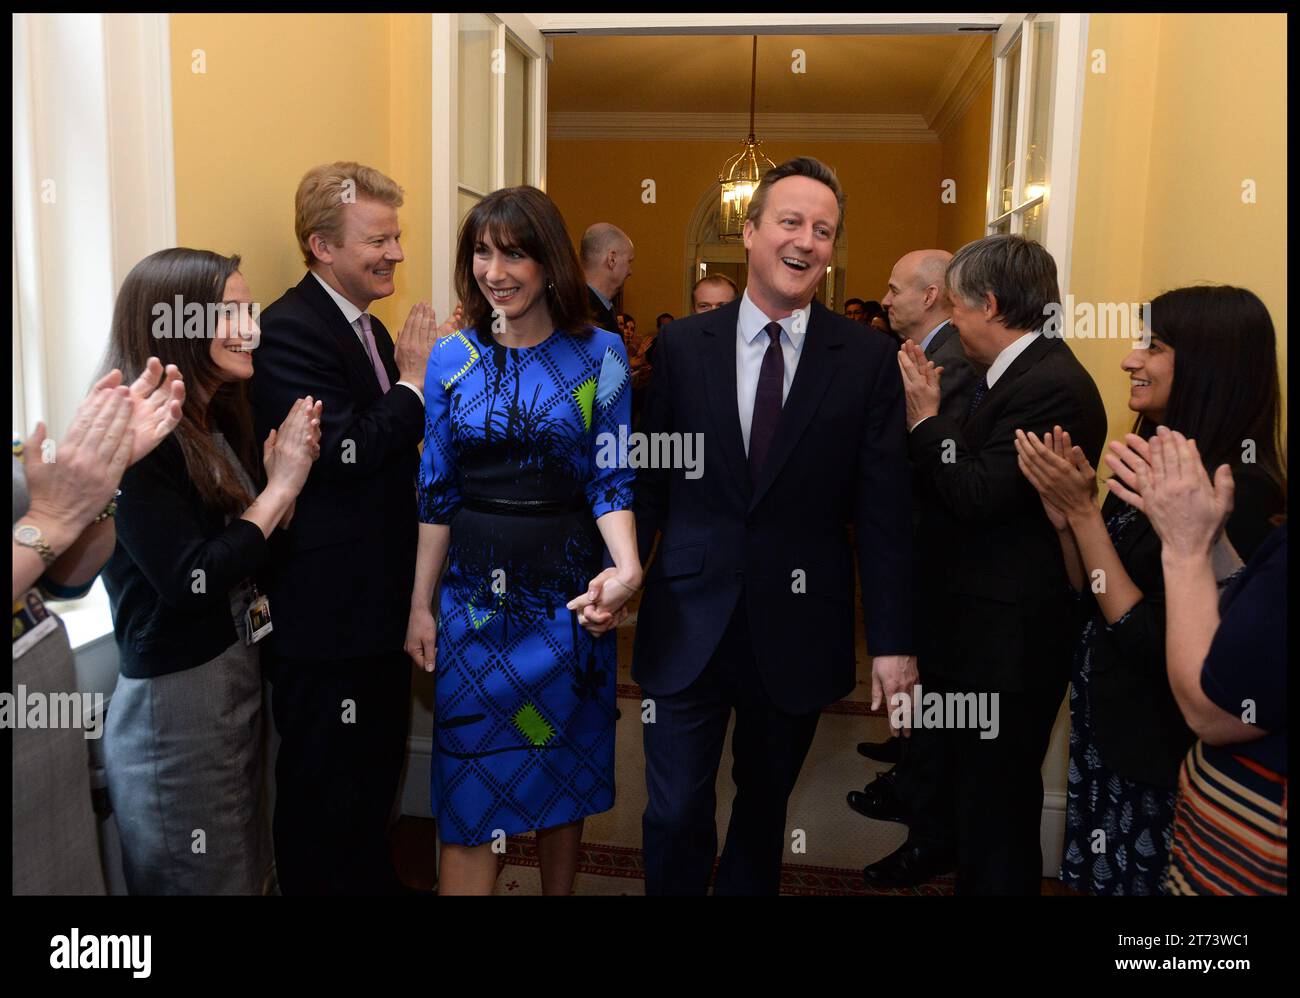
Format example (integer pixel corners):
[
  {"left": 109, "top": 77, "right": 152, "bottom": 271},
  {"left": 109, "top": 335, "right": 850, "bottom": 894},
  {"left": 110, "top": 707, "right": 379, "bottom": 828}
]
[
  {"left": 930, "top": 41, "right": 994, "bottom": 138},
  {"left": 548, "top": 111, "right": 937, "bottom": 143}
]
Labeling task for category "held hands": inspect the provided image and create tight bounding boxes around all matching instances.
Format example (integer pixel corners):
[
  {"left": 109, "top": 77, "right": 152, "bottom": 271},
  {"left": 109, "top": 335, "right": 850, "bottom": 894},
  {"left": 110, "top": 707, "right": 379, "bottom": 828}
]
[
  {"left": 566, "top": 566, "right": 643, "bottom": 637},
  {"left": 1014, "top": 426, "right": 1097, "bottom": 526},
  {"left": 1104, "top": 426, "right": 1234, "bottom": 559},
  {"left": 872, "top": 654, "right": 920, "bottom": 737},
  {"left": 896, "top": 340, "right": 942, "bottom": 428},
  {"left": 264, "top": 397, "right": 323, "bottom": 502}
]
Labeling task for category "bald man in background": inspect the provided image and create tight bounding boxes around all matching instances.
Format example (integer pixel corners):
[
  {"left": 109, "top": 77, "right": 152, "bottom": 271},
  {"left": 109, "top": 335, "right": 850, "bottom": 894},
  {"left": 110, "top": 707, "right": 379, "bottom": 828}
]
[
  {"left": 882, "top": 250, "right": 981, "bottom": 413},
  {"left": 581, "top": 223, "right": 635, "bottom": 336}
]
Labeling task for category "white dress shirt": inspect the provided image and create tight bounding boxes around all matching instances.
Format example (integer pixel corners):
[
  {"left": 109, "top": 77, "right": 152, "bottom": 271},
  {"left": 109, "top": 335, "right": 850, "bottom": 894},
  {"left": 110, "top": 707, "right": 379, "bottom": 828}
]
[
  {"left": 311, "top": 271, "right": 424, "bottom": 404},
  {"left": 908, "top": 328, "right": 1041, "bottom": 432},
  {"left": 983, "top": 329, "right": 1041, "bottom": 389},
  {"left": 736, "top": 289, "right": 807, "bottom": 455}
]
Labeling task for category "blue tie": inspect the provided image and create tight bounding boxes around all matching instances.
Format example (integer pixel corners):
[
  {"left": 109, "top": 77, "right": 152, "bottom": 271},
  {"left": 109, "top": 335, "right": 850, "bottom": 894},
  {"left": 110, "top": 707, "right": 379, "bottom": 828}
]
[{"left": 966, "top": 376, "right": 989, "bottom": 419}]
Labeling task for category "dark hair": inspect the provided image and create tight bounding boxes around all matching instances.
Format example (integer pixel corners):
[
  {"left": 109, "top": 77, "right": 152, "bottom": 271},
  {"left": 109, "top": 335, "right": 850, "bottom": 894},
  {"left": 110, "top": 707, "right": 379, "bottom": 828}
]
[
  {"left": 864, "top": 300, "right": 886, "bottom": 320},
  {"left": 844, "top": 298, "right": 866, "bottom": 310},
  {"left": 656, "top": 312, "right": 674, "bottom": 326},
  {"left": 746, "top": 156, "right": 846, "bottom": 241},
  {"left": 99, "top": 248, "right": 258, "bottom": 515},
  {"left": 947, "top": 234, "right": 1059, "bottom": 332},
  {"left": 1133, "top": 285, "right": 1285, "bottom": 498},
  {"left": 454, "top": 186, "right": 591, "bottom": 338}
]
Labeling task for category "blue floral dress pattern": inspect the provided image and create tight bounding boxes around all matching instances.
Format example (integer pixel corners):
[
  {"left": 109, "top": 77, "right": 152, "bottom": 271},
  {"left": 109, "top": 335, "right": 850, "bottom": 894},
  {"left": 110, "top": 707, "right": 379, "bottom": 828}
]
[{"left": 418, "top": 325, "right": 633, "bottom": 846}]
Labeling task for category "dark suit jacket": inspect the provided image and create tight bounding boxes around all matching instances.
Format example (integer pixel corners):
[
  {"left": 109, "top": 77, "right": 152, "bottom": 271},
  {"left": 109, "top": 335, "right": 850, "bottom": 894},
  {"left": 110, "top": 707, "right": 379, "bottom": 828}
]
[
  {"left": 587, "top": 285, "right": 618, "bottom": 336},
  {"left": 633, "top": 298, "right": 913, "bottom": 715},
  {"left": 252, "top": 273, "right": 424, "bottom": 662},
  {"left": 909, "top": 332, "right": 1107, "bottom": 693},
  {"left": 925, "top": 321, "right": 983, "bottom": 415}
]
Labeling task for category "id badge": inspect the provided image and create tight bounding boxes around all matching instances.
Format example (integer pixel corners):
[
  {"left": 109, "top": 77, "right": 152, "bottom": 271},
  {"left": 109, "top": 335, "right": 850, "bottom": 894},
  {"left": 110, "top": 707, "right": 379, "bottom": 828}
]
[
  {"left": 245, "top": 592, "right": 273, "bottom": 645},
  {"left": 13, "top": 591, "right": 58, "bottom": 660}
]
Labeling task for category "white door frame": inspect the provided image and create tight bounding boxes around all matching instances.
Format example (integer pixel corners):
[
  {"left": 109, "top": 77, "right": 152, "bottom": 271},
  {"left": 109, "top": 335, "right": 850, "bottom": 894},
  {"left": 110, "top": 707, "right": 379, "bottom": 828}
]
[{"left": 430, "top": 13, "right": 549, "bottom": 317}]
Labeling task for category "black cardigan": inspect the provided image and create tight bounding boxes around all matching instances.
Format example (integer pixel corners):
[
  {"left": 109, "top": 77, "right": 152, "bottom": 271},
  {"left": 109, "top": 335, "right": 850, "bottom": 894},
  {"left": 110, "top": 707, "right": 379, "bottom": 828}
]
[
  {"left": 1082, "top": 464, "right": 1283, "bottom": 787},
  {"left": 102, "top": 435, "right": 269, "bottom": 679}
]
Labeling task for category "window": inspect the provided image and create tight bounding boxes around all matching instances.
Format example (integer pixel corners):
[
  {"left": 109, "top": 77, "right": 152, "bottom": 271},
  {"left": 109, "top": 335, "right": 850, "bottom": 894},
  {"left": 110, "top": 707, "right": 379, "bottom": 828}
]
[{"left": 989, "top": 15, "right": 1059, "bottom": 241}]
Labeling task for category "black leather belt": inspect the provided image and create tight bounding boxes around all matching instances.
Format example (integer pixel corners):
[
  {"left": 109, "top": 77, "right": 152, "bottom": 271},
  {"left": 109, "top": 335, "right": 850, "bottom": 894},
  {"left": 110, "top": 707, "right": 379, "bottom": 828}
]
[{"left": 460, "top": 495, "right": 588, "bottom": 517}]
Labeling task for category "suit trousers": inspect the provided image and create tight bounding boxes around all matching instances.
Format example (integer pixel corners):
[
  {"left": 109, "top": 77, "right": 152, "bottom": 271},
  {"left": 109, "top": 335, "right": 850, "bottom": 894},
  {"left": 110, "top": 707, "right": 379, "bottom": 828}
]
[
  {"left": 900, "top": 678, "right": 1066, "bottom": 895},
  {"left": 642, "top": 598, "right": 821, "bottom": 895},
  {"left": 267, "top": 649, "right": 412, "bottom": 895}
]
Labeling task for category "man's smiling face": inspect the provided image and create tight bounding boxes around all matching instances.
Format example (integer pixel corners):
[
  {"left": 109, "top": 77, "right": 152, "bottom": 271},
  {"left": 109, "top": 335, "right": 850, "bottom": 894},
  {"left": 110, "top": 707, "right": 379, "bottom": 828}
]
[{"left": 743, "top": 175, "right": 838, "bottom": 314}]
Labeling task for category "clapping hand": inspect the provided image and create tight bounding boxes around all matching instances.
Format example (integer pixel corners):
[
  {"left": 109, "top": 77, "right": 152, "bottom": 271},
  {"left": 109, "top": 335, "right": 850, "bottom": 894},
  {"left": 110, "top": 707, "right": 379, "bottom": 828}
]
[
  {"left": 22, "top": 386, "right": 135, "bottom": 532},
  {"left": 1105, "top": 426, "right": 1233, "bottom": 559},
  {"left": 1014, "top": 425, "right": 1097, "bottom": 524},
  {"left": 263, "top": 397, "right": 323, "bottom": 527},
  {"left": 93, "top": 357, "right": 186, "bottom": 466},
  {"left": 566, "top": 567, "right": 640, "bottom": 637},
  {"left": 896, "top": 340, "right": 942, "bottom": 427}
]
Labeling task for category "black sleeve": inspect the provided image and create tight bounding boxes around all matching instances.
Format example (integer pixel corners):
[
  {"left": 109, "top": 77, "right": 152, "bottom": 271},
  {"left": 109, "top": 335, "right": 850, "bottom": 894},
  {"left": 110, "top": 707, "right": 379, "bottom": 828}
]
[
  {"left": 633, "top": 325, "right": 674, "bottom": 565},
  {"left": 1098, "top": 517, "right": 1166, "bottom": 674},
  {"left": 114, "top": 441, "right": 268, "bottom": 610},
  {"left": 909, "top": 368, "right": 1099, "bottom": 524},
  {"left": 855, "top": 344, "right": 913, "bottom": 655},
  {"left": 253, "top": 309, "right": 424, "bottom": 483}
]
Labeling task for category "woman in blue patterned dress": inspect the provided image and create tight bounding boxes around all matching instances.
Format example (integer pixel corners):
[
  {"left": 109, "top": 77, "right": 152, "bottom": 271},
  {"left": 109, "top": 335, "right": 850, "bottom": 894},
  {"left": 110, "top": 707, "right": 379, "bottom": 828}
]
[
  {"left": 1015, "top": 286, "right": 1284, "bottom": 894},
  {"left": 406, "top": 186, "right": 640, "bottom": 895}
]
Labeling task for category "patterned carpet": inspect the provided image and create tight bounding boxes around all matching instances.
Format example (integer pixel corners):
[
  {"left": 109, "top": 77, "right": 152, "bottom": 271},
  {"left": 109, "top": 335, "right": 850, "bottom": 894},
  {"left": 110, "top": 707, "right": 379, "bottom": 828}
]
[{"left": 395, "top": 596, "right": 960, "bottom": 896}]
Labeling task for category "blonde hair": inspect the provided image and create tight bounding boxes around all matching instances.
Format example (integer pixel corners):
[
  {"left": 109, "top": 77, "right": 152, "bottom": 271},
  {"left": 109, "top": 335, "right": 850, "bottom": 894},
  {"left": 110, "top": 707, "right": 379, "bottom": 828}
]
[{"left": 295, "top": 162, "right": 404, "bottom": 267}]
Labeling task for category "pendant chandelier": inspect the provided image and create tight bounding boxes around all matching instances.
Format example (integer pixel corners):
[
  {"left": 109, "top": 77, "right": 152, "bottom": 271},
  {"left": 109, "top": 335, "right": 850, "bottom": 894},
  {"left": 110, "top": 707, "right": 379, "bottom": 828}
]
[{"left": 718, "top": 36, "right": 775, "bottom": 241}]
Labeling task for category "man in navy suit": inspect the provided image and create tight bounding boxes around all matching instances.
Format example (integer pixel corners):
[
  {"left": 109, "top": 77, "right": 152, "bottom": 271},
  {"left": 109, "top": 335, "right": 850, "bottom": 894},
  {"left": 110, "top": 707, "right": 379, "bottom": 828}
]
[
  {"left": 252, "top": 161, "right": 440, "bottom": 894},
  {"left": 622, "top": 158, "right": 916, "bottom": 894}
]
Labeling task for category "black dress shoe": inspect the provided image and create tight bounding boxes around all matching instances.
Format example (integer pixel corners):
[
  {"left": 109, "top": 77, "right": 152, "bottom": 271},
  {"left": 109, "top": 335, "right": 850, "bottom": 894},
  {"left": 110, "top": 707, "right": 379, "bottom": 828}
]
[
  {"left": 856, "top": 737, "right": 902, "bottom": 764},
  {"left": 846, "top": 772, "right": 906, "bottom": 824},
  {"left": 862, "top": 842, "right": 955, "bottom": 889}
]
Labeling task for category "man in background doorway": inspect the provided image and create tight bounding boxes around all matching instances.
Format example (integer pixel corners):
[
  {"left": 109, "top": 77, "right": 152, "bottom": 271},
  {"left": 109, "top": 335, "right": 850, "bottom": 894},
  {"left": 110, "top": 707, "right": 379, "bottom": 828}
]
[
  {"left": 581, "top": 222, "right": 634, "bottom": 337},
  {"left": 691, "top": 273, "right": 739, "bottom": 313}
]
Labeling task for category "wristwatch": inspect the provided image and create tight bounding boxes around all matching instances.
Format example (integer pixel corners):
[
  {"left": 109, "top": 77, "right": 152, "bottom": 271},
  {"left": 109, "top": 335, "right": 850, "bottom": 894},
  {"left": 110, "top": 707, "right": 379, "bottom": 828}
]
[{"left": 13, "top": 522, "right": 57, "bottom": 566}]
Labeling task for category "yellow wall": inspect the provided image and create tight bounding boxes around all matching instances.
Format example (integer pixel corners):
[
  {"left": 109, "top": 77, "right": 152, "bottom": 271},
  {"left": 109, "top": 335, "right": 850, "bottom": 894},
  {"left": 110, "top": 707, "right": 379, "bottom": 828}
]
[
  {"left": 937, "top": 78, "right": 994, "bottom": 253},
  {"left": 1069, "top": 13, "right": 1288, "bottom": 450},
  {"left": 547, "top": 139, "right": 943, "bottom": 319},
  {"left": 170, "top": 13, "right": 432, "bottom": 336}
]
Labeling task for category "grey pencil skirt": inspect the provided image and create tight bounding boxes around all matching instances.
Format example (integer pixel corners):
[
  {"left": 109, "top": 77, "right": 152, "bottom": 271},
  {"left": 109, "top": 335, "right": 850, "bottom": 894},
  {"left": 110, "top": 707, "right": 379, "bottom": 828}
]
[{"left": 103, "top": 588, "right": 272, "bottom": 894}]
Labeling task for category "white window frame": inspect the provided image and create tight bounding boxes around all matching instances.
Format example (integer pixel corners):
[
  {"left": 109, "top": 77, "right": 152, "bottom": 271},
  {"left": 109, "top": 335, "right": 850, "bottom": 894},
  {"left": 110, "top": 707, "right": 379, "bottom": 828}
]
[{"left": 986, "top": 14, "right": 1088, "bottom": 283}]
